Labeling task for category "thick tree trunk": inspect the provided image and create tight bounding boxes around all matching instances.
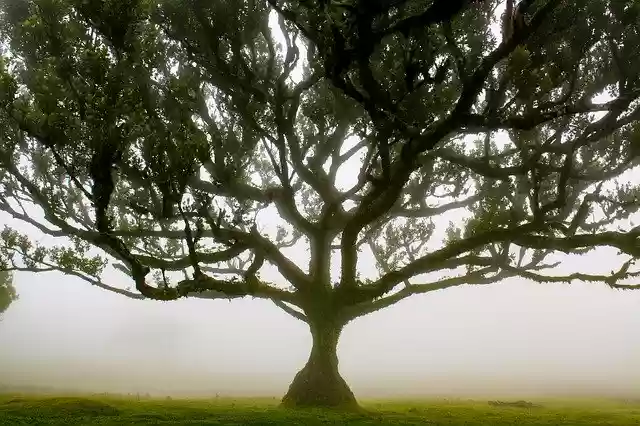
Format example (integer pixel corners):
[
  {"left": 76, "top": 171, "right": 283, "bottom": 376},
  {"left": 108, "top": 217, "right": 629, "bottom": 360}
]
[{"left": 281, "top": 319, "right": 358, "bottom": 409}]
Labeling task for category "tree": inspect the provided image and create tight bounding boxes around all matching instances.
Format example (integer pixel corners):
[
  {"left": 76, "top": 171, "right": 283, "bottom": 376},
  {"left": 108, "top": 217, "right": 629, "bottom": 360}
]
[
  {"left": 0, "top": 270, "right": 18, "bottom": 319},
  {"left": 0, "top": 0, "right": 639, "bottom": 409}
]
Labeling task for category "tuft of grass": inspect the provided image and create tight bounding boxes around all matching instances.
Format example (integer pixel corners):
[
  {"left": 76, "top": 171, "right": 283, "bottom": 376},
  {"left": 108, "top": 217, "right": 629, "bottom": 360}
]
[{"left": 0, "top": 394, "right": 639, "bottom": 425}]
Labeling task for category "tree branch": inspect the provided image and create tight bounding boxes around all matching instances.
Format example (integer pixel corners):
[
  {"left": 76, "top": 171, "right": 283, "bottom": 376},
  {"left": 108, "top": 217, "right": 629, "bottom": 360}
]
[
  {"left": 344, "top": 267, "right": 508, "bottom": 320},
  {"left": 335, "top": 2, "right": 565, "bottom": 289},
  {"left": 500, "top": 258, "right": 640, "bottom": 289},
  {"left": 272, "top": 299, "right": 308, "bottom": 322},
  {"left": 0, "top": 261, "right": 144, "bottom": 300}
]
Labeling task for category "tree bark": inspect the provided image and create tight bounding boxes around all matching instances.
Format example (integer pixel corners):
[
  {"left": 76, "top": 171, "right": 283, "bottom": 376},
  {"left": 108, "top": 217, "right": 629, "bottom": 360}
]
[{"left": 281, "top": 319, "right": 358, "bottom": 409}]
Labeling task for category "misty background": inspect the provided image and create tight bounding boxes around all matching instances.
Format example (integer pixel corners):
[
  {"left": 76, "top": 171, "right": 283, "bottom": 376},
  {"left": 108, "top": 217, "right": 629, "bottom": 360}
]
[
  {"left": 1, "top": 248, "right": 639, "bottom": 398},
  {"left": 2, "top": 144, "right": 639, "bottom": 399}
]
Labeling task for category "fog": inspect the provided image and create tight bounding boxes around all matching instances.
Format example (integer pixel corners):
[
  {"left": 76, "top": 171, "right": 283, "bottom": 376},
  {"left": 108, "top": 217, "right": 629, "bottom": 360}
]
[
  {"left": 2, "top": 257, "right": 640, "bottom": 399},
  {"left": 1, "top": 7, "right": 640, "bottom": 403},
  {"left": 3, "top": 158, "right": 638, "bottom": 401}
]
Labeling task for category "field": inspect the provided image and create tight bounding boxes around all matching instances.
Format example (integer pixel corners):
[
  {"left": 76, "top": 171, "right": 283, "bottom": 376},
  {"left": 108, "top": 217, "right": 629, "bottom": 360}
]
[{"left": 1, "top": 394, "right": 639, "bottom": 425}]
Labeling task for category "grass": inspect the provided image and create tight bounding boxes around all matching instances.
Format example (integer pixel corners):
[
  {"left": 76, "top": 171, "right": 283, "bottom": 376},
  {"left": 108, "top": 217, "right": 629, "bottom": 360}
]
[{"left": 0, "top": 393, "right": 639, "bottom": 425}]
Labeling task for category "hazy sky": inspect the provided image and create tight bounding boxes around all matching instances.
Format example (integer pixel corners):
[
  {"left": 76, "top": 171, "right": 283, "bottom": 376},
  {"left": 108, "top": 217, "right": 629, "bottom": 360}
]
[
  {"left": 1, "top": 5, "right": 640, "bottom": 401},
  {"left": 1, "top": 246, "right": 640, "bottom": 398}
]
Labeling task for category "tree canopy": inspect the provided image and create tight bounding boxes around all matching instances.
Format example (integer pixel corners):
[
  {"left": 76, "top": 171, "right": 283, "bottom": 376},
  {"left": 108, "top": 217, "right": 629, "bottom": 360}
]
[{"left": 0, "top": 0, "right": 639, "bottom": 408}]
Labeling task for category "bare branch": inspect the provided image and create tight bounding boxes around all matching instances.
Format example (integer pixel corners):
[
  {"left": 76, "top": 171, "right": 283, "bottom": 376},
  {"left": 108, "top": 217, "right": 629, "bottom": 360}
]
[
  {"left": 1, "top": 262, "right": 144, "bottom": 300},
  {"left": 500, "top": 259, "right": 640, "bottom": 289},
  {"left": 273, "top": 300, "right": 308, "bottom": 322}
]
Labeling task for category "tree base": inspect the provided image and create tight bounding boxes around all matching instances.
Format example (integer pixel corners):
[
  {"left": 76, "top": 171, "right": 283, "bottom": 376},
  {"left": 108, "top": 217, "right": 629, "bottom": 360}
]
[{"left": 281, "top": 361, "right": 358, "bottom": 409}]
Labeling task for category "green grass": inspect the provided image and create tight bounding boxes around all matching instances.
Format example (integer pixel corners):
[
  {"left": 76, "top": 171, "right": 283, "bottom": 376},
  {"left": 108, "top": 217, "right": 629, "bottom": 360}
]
[{"left": 0, "top": 394, "right": 639, "bottom": 425}]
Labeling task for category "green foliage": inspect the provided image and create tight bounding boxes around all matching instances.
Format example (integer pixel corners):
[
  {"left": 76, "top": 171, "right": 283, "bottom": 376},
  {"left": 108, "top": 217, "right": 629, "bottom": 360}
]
[
  {"left": 464, "top": 178, "right": 515, "bottom": 239},
  {"left": 0, "top": 226, "right": 106, "bottom": 278},
  {"left": 0, "top": 270, "right": 17, "bottom": 317}
]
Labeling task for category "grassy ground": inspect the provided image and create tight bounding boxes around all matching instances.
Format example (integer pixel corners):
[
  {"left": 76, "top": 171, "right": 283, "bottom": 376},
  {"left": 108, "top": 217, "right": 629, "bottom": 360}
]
[{"left": 0, "top": 394, "right": 639, "bottom": 425}]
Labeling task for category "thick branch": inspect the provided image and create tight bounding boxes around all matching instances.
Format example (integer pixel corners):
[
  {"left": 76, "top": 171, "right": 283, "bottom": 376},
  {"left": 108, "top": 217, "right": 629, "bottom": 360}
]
[
  {"left": 134, "top": 243, "right": 249, "bottom": 271},
  {"left": 110, "top": 219, "right": 312, "bottom": 290},
  {"left": 217, "top": 227, "right": 312, "bottom": 290},
  {"left": 347, "top": 215, "right": 640, "bottom": 304},
  {"left": 349, "top": 254, "right": 497, "bottom": 304},
  {"left": 344, "top": 267, "right": 508, "bottom": 320},
  {"left": 173, "top": 273, "right": 299, "bottom": 304},
  {"left": 511, "top": 230, "right": 640, "bottom": 257}
]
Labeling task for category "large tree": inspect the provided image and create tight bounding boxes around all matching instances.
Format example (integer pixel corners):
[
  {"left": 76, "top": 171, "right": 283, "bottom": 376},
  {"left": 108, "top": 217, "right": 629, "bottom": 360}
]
[{"left": 1, "top": 0, "right": 640, "bottom": 408}]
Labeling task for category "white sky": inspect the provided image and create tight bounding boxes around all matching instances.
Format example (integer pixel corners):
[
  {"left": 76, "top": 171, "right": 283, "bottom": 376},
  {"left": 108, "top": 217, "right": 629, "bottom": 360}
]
[{"left": 1, "top": 247, "right": 640, "bottom": 398}]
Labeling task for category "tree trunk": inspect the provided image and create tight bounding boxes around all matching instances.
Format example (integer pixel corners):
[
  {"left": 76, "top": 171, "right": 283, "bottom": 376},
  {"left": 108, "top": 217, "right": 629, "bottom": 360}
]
[{"left": 281, "top": 319, "right": 358, "bottom": 409}]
